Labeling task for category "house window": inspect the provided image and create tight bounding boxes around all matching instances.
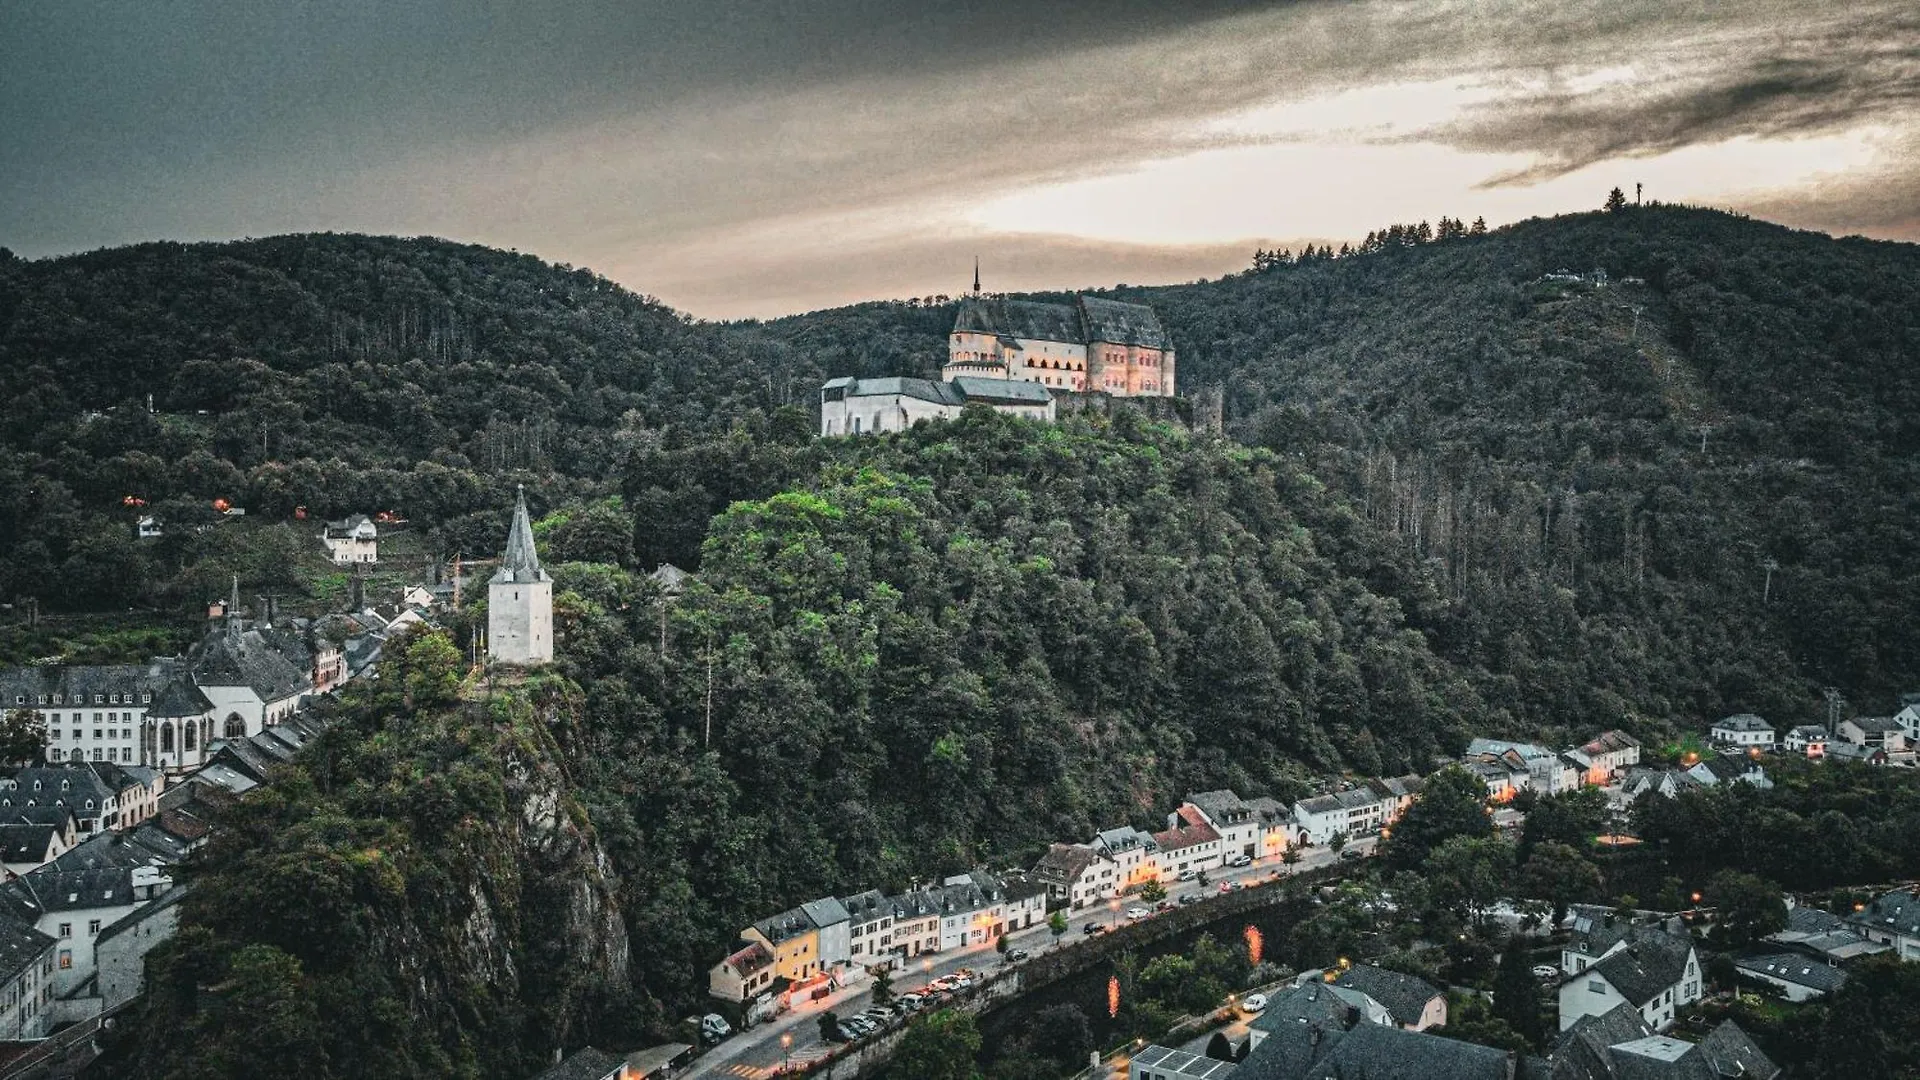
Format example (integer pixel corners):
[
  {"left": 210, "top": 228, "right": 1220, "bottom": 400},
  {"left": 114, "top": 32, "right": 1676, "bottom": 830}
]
[
  {"left": 87, "top": 920, "right": 99, "bottom": 936},
  {"left": 57, "top": 924, "right": 69, "bottom": 939},
  {"left": 224, "top": 715, "right": 245, "bottom": 739},
  {"left": 57, "top": 952, "right": 70, "bottom": 970},
  {"left": 1589, "top": 979, "right": 1605, "bottom": 994}
]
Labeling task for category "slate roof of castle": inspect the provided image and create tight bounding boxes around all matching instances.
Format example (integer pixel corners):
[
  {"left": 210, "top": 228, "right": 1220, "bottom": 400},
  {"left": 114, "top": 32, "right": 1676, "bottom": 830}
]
[
  {"left": 0, "top": 664, "right": 160, "bottom": 707},
  {"left": 952, "top": 295, "right": 1173, "bottom": 350},
  {"left": 492, "top": 486, "right": 550, "bottom": 585},
  {"left": 1078, "top": 295, "right": 1173, "bottom": 349},
  {"left": 953, "top": 297, "right": 1084, "bottom": 344},
  {"left": 1333, "top": 965, "right": 1442, "bottom": 1027}
]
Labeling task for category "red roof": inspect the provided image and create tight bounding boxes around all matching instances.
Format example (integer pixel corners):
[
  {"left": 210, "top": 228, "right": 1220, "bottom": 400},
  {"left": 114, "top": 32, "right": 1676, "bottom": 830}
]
[{"left": 1152, "top": 819, "right": 1220, "bottom": 853}]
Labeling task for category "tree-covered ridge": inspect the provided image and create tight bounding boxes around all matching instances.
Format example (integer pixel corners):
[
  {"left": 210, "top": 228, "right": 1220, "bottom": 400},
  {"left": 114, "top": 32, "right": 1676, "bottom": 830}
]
[
  {"left": 0, "top": 234, "right": 821, "bottom": 610},
  {"left": 752, "top": 207, "right": 1920, "bottom": 736},
  {"left": 564, "top": 410, "right": 1476, "bottom": 1009}
]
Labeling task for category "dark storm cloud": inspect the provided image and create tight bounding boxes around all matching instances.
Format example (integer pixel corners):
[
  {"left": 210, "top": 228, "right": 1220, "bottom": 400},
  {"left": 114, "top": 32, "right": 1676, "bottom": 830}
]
[
  {"left": 3, "top": 0, "right": 1915, "bottom": 316},
  {"left": 1433, "top": 10, "right": 1920, "bottom": 186}
]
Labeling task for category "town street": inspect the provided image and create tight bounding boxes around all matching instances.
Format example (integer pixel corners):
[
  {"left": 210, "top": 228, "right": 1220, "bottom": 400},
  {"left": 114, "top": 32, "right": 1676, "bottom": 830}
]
[{"left": 685, "top": 838, "right": 1375, "bottom": 1079}]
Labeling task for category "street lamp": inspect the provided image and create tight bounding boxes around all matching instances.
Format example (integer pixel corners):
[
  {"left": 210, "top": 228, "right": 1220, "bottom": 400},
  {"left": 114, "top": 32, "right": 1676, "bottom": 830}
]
[
  {"left": 781, "top": 1031, "right": 793, "bottom": 1075},
  {"left": 1109, "top": 898, "right": 1122, "bottom": 927}
]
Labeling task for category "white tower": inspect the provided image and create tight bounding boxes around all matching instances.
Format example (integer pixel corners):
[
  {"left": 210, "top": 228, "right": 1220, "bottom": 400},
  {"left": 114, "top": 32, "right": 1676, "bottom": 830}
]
[{"left": 487, "top": 486, "right": 552, "bottom": 665}]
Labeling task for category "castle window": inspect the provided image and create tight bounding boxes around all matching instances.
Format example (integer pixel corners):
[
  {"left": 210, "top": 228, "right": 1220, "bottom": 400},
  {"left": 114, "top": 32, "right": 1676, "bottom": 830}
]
[
  {"left": 224, "top": 715, "right": 245, "bottom": 739},
  {"left": 159, "top": 726, "right": 173, "bottom": 753}
]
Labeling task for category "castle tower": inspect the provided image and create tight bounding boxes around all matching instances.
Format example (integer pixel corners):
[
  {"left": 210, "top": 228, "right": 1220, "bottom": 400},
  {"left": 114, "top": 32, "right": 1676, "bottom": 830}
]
[{"left": 487, "top": 486, "right": 552, "bottom": 665}]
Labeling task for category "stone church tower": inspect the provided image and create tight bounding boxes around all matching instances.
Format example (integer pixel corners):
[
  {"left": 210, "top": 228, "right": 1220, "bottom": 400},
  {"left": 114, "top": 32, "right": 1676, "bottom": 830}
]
[{"left": 488, "top": 486, "right": 552, "bottom": 665}]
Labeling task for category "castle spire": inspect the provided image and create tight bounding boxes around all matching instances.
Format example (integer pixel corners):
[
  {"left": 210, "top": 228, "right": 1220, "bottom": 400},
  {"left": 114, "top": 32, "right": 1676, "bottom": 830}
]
[{"left": 972, "top": 257, "right": 981, "bottom": 297}]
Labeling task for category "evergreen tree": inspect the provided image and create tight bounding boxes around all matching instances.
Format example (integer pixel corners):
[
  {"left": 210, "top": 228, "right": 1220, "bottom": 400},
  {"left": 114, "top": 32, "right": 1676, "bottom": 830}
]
[
  {"left": 1492, "top": 943, "right": 1546, "bottom": 1049},
  {"left": 1604, "top": 186, "right": 1628, "bottom": 212}
]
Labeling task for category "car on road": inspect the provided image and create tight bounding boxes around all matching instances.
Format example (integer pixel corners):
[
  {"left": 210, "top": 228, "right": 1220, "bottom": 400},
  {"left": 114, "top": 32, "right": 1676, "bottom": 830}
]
[
  {"left": 1339, "top": 847, "right": 1367, "bottom": 861},
  {"left": 1227, "top": 880, "right": 1245, "bottom": 891},
  {"left": 1005, "top": 949, "right": 1030, "bottom": 963},
  {"left": 1155, "top": 900, "right": 1176, "bottom": 912},
  {"left": 1219, "top": 881, "right": 1234, "bottom": 893},
  {"left": 1178, "top": 893, "right": 1201, "bottom": 905},
  {"left": 1242, "top": 993, "right": 1269, "bottom": 1013},
  {"left": 1177, "top": 868, "right": 1198, "bottom": 881},
  {"left": 841, "top": 1017, "right": 875, "bottom": 1039},
  {"left": 1127, "top": 906, "right": 1151, "bottom": 919},
  {"left": 1083, "top": 923, "right": 1106, "bottom": 935},
  {"left": 1532, "top": 965, "right": 1560, "bottom": 980},
  {"left": 1227, "top": 854, "right": 1253, "bottom": 867},
  {"left": 698, "top": 1013, "right": 732, "bottom": 1045}
]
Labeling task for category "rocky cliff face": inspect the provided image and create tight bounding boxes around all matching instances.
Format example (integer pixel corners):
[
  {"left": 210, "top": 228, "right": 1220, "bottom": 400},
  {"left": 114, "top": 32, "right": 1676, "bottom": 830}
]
[{"left": 113, "top": 666, "right": 644, "bottom": 1080}]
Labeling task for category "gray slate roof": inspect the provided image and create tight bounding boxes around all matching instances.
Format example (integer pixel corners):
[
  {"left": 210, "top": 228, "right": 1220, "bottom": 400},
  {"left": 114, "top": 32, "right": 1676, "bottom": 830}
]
[
  {"left": 1240, "top": 1014, "right": 1514, "bottom": 1080},
  {"left": 949, "top": 376, "right": 1053, "bottom": 405},
  {"left": 492, "top": 486, "right": 550, "bottom": 585},
  {"left": 1600, "top": 1022, "right": 1779, "bottom": 1080},
  {"left": 1079, "top": 295, "right": 1173, "bottom": 349},
  {"left": 1332, "top": 964, "right": 1441, "bottom": 1026},
  {"left": 1713, "top": 713, "right": 1772, "bottom": 732},
  {"left": 952, "top": 295, "right": 1173, "bottom": 350},
  {"left": 0, "top": 915, "right": 54, "bottom": 987},
  {"left": 1588, "top": 928, "right": 1694, "bottom": 1007},
  {"left": 191, "top": 623, "right": 311, "bottom": 701},
  {"left": 1848, "top": 888, "right": 1920, "bottom": 938},
  {"left": 1734, "top": 953, "right": 1847, "bottom": 994},
  {"left": 0, "top": 825, "right": 59, "bottom": 864},
  {"left": 531, "top": 1047, "right": 628, "bottom": 1080},
  {"left": 1186, "top": 789, "right": 1254, "bottom": 826}
]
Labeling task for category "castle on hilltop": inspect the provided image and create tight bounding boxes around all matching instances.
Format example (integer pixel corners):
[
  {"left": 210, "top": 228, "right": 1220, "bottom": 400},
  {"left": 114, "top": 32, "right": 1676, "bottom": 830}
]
[
  {"left": 818, "top": 269, "right": 1176, "bottom": 437},
  {"left": 487, "top": 487, "right": 552, "bottom": 666},
  {"left": 945, "top": 291, "right": 1176, "bottom": 398}
]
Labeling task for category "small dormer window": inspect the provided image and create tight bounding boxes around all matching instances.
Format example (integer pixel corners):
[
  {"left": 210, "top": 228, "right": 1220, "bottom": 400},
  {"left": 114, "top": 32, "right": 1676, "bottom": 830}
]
[
  {"left": 142, "top": 693, "right": 150, "bottom": 704},
  {"left": 93, "top": 695, "right": 102, "bottom": 705},
  {"left": 36, "top": 696, "right": 46, "bottom": 706}
]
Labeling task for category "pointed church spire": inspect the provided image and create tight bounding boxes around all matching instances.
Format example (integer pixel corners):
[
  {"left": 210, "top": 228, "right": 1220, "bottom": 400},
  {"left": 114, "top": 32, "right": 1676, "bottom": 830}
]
[
  {"left": 972, "top": 257, "right": 981, "bottom": 297},
  {"left": 494, "top": 485, "right": 550, "bottom": 584},
  {"left": 226, "top": 575, "right": 241, "bottom": 637}
]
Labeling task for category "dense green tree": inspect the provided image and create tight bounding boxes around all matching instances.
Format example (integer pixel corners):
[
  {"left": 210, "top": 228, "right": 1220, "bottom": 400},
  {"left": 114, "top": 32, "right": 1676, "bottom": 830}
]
[
  {"left": 1491, "top": 942, "right": 1546, "bottom": 1049},
  {"left": 1703, "top": 868, "right": 1788, "bottom": 946},
  {"left": 1385, "top": 766, "right": 1493, "bottom": 871},
  {"left": 891, "top": 1010, "right": 983, "bottom": 1080},
  {"left": 1426, "top": 835, "right": 1514, "bottom": 926},
  {"left": 1518, "top": 789, "right": 1608, "bottom": 862},
  {"left": 1520, "top": 841, "right": 1603, "bottom": 925},
  {"left": 0, "top": 708, "right": 46, "bottom": 765}
]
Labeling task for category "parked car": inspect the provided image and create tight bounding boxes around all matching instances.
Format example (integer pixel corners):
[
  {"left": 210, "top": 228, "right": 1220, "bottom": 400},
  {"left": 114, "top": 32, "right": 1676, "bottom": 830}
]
[
  {"left": 1127, "top": 906, "right": 1151, "bottom": 919},
  {"left": 1339, "top": 847, "right": 1366, "bottom": 861},
  {"left": 699, "top": 1014, "right": 732, "bottom": 1045},
  {"left": 1177, "top": 868, "right": 1197, "bottom": 881},
  {"left": 1156, "top": 900, "right": 1176, "bottom": 912},
  {"left": 1227, "top": 880, "right": 1245, "bottom": 891},
  {"left": 1006, "top": 949, "right": 1030, "bottom": 962},
  {"left": 1083, "top": 923, "right": 1106, "bottom": 935},
  {"left": 1242, "top": 993, "right": 1269, "bottom": 1013},
  {"left": 841, "top": 1017, "right": 874, "bottom": 1038},
  {"left": 897, "top": 992, "right": 925, "bottom": 1008},
  {"left": 1178, "top": 893, "right": 1201, "bottom": 905},
  {"left": 1219, "top": 881, "right": 1234, "bottom": 893},
  {"left": 1227, "top": 854, "right": 1253, "bottom": 867},
  {"left": 1532, "top": 965, "right": 1560, "bottom": 980}
]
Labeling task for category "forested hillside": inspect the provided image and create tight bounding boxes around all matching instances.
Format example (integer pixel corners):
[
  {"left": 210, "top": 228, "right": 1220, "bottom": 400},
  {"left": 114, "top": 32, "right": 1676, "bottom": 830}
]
[
  {"left": 0, "top": 235, "right": 819, "bottom": 610},
  {"left": 750, "top": 206, "right": 1920, "bottom": 734},
  {"left": 8, "top": 209, "right": 1920, "bottom": 1076}
]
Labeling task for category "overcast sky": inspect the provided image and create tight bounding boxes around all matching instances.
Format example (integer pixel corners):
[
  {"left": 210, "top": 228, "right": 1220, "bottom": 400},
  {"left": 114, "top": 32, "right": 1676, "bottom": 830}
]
[{"left": 3, "top": 1, "right": 1915, "bottom": 318}]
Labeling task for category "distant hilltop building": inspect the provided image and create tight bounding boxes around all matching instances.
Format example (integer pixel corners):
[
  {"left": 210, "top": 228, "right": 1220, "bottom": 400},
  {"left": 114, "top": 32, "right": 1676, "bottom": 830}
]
[
  {"left": 819, "top": 376, "right": 1053, "bottom": 437},
  {"left": 487, "top": 487, "right": 552, "bottom": 666},
  {"left": 946, "top": 292, "right": 1175, "bottom": 397}
]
